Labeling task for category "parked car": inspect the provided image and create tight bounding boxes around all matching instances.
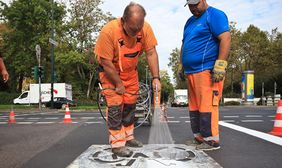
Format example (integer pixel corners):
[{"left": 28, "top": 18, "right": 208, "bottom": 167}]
[{"left": 45, "top": 97, "right": 76, "bottom": 109}]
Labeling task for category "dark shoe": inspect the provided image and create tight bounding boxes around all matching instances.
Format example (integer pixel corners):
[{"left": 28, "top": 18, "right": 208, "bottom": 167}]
[
  {"left": 185, "top": 138, "right": 203, "bottom": 147},
  {"left": 112, "top": 147, "right": 133, "bottom": 157},
  {"left": 125, "top": 139, "right": 143, "bottom": 147},
  {"left": 196, "top": 141, "right": 220, "bottom": 151}
]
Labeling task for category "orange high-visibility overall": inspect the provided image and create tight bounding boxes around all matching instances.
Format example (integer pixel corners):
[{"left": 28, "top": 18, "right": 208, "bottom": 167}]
[
  {"left": 99, "top": 31, "right": 143, "bottom": 148},
  {"left": 187, "top": 70, "right": 224, "bottom": 142}
]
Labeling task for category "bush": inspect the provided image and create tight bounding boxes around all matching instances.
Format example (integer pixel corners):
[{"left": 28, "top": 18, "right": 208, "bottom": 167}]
[{"left": 0, "top": 92, "right": 19, "bottom": 104}]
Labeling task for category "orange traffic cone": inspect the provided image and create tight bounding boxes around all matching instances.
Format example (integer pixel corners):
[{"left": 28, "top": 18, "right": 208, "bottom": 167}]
[
  {"left": 8, "top": 110, "right": 16, "bottom": 124},
  {"left": 63, "top": 103, "right": 72, "bottom": 123},
  {"left": 270, "top": 100, "right": 282, "bottom": 136}
]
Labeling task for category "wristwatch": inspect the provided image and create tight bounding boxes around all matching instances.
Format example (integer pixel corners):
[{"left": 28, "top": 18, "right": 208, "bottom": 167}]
[{"left": 152, "top": 76, "right": 160, "bottom": 80}]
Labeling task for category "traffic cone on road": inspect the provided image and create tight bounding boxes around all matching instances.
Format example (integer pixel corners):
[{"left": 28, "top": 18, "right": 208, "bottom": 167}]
[
  {"left": 270, "top": 100, "right": 282, "bottom": 136},
  {"left": 8, "top": 110, "right": 16, "bottom": 124},
  {"left": 63, "top": 103, "right": 72, "bottom": 123}
]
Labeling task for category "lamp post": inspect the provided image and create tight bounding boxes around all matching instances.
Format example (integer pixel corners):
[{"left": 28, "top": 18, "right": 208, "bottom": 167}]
[
  {"left": 231, "top": 64, "right": 236, "bottom": 95},
  {"left": 36, "top": 45, "right": 42, "bottom": 112}
]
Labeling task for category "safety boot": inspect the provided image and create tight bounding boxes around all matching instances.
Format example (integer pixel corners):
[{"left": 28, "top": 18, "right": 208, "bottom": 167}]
[
  {"left": 112, "top": 147, "right": 133, "bottom": 157},
  {"left": 125, "top": 139, "right": 143, "bottom": 147},
  {"left": 196, "top": 140, "right": 220, "bottom": 151},
  {"left": 185, "top": 138, "right": 203, "bottom": 147}
]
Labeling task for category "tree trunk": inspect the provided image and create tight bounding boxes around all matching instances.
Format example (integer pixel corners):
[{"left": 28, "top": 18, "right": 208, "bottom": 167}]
[{"left": 18, "top": 74, "right": 24, "bottom": 92}]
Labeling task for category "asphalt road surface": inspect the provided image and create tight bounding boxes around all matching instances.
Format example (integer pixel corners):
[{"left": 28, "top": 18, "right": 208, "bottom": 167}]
[{"left": 0, "top": 106, "right": 281, "bottom": 168}]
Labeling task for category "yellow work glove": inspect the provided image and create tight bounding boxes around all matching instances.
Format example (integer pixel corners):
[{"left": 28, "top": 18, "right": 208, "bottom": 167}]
[{"left": 212, "top": 60, "right": 228, "bottom": 83}]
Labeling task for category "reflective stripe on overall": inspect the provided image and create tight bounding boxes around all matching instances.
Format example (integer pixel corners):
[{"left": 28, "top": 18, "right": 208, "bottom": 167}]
[
  {"left": 187, "top": 70, "right": 224, "bottom": 142},
  {"left": 99, "top": 32, "right": 143, "bottom": 148}
]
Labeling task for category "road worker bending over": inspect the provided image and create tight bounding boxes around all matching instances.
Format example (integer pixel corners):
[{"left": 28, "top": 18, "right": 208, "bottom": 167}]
[{"left": 94, "top": 2, "right": 161, "bottom": 157}]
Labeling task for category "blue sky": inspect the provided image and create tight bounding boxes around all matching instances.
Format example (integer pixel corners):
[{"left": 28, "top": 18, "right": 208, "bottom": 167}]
[{"left": 3, "top": 0, "right": 282, "bottom": 81}]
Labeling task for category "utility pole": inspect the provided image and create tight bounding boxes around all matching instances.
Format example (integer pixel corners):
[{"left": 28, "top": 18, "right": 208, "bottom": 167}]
[{"left": 50, "top": 0, "right": 56, "bottom": 109}]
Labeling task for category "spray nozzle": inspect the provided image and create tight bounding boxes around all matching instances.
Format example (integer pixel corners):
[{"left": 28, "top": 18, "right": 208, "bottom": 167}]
[{"left": 155, "top": 84, "right": 159, "bottom": 103}]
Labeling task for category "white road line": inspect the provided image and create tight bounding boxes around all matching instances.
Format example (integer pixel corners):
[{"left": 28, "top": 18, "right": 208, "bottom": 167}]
[
  {"left": 27, "top": 118, "right": 40, "bottom": 119},
  {"left": 85, "top": 121, "right": 103, "bottom": 124},
  {"left": 44, "top": 117, "right": 59, "bottom": 119},
  {"left": 268, "top": 115, "right": 275, "bottom": 118},
  {"left": 185, "top": 121, "right": 191, "bottom": 123},
  {"left": 219, "top": 121, "right": 282, "bottom": 146},
  {"left": 167, "top": 116, "right": 175, "bottom": 119},
  {"left": 60, "top": 122, "right": 79, "bottom": 124},
  {"left": 180, "top": 117, "right": 190, "bottom": 119},
  {"left": 81, "top": 117, "right": 96, "bottom": 119},
  {"left": 17, "top": 122, "right": 34, "bottom": 124},
  {"left": 167, "top": 120, "right": 180, "bottom": 123},
  {"left": 221, "top": 120, "right": 235, "bottom": 123},
  {"left": 36, "top": 122, "right": 55, "bottom": 124},
  {"left": 241, "top": 120, "right": 263, "bottom": 123},
  {"left": 245, "top": 115, "right": 262, "bottom": 118},
  {"left": 223, "top": 116, "right": 239, "bottom": 118},
  {"left": 0, "top": 122, "right": 8, "bottom": 124}
]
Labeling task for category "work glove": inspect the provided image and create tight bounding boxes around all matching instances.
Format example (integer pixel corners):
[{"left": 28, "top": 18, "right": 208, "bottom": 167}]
[
  {"left": 178, "top": 65, "right": 186, "bottom": 81},
  {"left": 212, "top": 60, "right": 228, "bottom": 83}
]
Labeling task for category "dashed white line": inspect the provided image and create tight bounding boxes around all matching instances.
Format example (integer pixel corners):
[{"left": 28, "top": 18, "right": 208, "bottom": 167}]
[
  {"left": 223, "top": 116, "right": 239, "bottom": 118},
  {"left": 36, "top": 122, "right": 55, "bottom": 124},
  {"left": 241, "top": 120, "right": 263, "bottom": 123},
  {"left": 245, "top": 115, "right": 262, "bottom": 118},
  {"left": 268, "top": 115, "right": 275, "bottom": 118},
  {"left": 0, "top": 122, "right": 8, "bottom": 124},
  {"left": 44, "top": 117, "right": 59, "bottom": 119},
  {"left": 85, "top": 121, "right": 103, "bottom": 124},
  {"left": 27, "top": 117, "right": 40, "bottom": 119},
  {"left": 17, "top": 122, "right": 34, "bottom": 124},
  {"left": 167, "top": 117, "right": 175, "bottom": 119},
  {"left": 167, "top": 120, "right": 180, "bottom": 123},
  {"left": 180, "top": 117, "right": 190, "bottom": 119},
  {"left": 81, "top": 117, "right": 96, "bottom": 119},
  {"left": 221, "top": 120, "right": 235, "bottom": 123},
  {"left": 185, "top": 121, "right": 191, "bottom": 123}
]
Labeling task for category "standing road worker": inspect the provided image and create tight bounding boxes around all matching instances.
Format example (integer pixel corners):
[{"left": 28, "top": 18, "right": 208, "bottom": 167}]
[
  {"left": 0, "top": 51, "right": 9, "bottom": 82},
  {"left": 181, "top": 0, "right": 231, "bottom": 151},
  {"left": 94, "top": 2, "right": 161, "bottom": 157}
]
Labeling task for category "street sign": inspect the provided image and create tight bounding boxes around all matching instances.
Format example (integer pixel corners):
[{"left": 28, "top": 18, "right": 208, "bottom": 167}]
[
  {"left": 49, "top": 38, "right": 58, "bottom": 46},
  {"left": 36, "top": 45, "right": 41, "bottom": 63}
]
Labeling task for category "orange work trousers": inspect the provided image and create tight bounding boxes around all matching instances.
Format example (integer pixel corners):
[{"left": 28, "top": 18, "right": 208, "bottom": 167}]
[
  {"left": 99, "top": 69, "right": 139, "bottom": 148},
  {"left": 187, "top": 70, "right": 224, "bottom": 142}
]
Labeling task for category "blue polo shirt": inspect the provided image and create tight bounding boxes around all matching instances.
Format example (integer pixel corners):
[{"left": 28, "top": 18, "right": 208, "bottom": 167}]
[{"left": 182, "top": 6, "right": 229, "bottom": 74}]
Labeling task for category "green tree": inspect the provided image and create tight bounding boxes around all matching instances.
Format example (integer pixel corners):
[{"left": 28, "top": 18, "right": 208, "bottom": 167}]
[
  {"left": 160, "top": 70, "right": 173, "bottom": 103},
  {"left": 1, "top": 0, "right": 65, "bottom": 92},
  {"left": 168, "top": 47, "right": 186, "bottom": 89},
  {"left": 241, "top": 25, "right": 270, "bottom": 71},
  {"left": 61, "top": 0, "right": 114, "bottom": 98}
]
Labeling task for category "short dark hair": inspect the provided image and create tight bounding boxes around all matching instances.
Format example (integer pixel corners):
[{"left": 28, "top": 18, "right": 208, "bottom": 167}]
[{"left": 122, "top": 2, "right": 146, "bottom": 22}]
